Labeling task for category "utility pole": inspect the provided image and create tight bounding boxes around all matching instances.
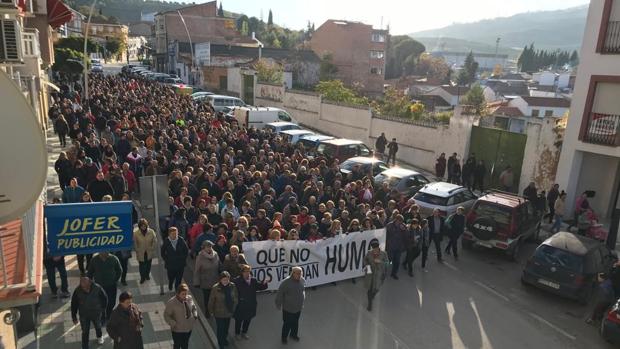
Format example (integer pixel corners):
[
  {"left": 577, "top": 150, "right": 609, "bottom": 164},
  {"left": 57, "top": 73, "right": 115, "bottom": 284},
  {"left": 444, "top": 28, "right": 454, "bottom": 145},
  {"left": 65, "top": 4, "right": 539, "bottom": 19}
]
[{"left": 82, "top": 0, "right": 99, "bottom": 106}]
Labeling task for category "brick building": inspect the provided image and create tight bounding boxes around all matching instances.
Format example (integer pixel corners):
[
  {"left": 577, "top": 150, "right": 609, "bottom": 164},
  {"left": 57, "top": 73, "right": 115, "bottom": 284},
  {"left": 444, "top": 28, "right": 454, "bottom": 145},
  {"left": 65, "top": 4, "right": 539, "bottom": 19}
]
[{"left": 309, "top": 19, "right": 388, "bottom": 96}]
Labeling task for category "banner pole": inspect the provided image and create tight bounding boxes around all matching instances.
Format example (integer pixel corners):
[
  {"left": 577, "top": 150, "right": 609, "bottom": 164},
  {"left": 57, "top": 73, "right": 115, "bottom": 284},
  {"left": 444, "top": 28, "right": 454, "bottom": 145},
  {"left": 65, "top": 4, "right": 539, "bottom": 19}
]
[{"left": 152, "top": 177, "right": 165, "bottom": 295}]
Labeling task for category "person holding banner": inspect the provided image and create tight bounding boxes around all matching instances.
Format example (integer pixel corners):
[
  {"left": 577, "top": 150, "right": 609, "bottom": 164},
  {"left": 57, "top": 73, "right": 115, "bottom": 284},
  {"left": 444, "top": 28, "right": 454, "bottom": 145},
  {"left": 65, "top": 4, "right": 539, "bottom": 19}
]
[
  {"left": 223, "top": 246, "right": 248, "bottom": 278},
  {"left": 364, "top": 239, "right": 389, "bottom": 311},
  {"left": 276, "top": 266, "right": 306, "bottom": 344},
  {"left": 233, "top": 265, "right": 269, "bottom": 340},
  {"left": 161, "top": 227, "right": 189, "bottom": 291}
]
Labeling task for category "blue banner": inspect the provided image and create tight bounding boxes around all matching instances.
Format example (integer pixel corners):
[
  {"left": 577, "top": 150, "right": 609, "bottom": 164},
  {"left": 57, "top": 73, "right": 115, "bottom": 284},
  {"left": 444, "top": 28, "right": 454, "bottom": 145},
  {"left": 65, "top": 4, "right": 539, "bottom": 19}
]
[{"left": 45, "top": 202, "right": 133, "bottom": 256}]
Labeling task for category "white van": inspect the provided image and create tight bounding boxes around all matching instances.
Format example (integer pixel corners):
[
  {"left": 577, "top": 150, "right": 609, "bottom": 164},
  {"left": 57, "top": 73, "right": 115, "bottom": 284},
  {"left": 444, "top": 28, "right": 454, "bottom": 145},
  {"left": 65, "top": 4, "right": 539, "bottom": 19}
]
[
  {"left": 234, "top": 107, "right": 295, "bottom": 128},
  {"left": 205, "top": 95, "right": 247, "bottom": 112},
  {"left": 280, "top": 129, "right": 315, "bottom": 144}
]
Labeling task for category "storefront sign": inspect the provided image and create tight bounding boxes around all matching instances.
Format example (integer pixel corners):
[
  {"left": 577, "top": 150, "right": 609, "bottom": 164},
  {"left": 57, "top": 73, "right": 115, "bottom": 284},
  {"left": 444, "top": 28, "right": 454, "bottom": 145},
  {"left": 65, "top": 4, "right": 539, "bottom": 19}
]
[
  {"left": 242, "top": 229, "right": 386, "bottom": 290},
  {"left": 45, "top": 202, "right": 133, "bottom": 256}
]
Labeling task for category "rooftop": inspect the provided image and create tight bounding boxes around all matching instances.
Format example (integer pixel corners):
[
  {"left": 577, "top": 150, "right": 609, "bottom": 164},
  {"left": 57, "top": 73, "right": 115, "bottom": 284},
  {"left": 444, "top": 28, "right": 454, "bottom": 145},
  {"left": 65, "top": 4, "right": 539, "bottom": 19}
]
[
  {"left": 543, "top": 232, "right": 601, "bottom": 256},
  {"left": 521, "top": 96, "right": 571, "bottom": 108},
  {"left": 490, "top": 106, "right": 524, "bottom": 118},
  {"left": 439, "top": 85, "right": 471, "bottom": 96}
]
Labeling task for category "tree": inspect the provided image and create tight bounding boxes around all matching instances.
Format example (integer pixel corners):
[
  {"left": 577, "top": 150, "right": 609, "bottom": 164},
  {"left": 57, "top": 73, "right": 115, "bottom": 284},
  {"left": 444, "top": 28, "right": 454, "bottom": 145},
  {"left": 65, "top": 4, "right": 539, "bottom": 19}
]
[
  {"left": 52, "top": 48, "right": 86, "bottom": 77},
  {"left": 56, "top": 36, "right": 101, "bottom": 53},
  {"left": 569, "top": 50, "right": 579, "bottom": 66},
  {"left": 218, "top": 2, "right": 224, "bottom": 16},
  {"left": 315, "top": 80, "right": 368, "bottom": 105},
  {"left": 240, "top": 20, "right": 249, "bottom": 36},
  {"left": 462, "top": 84, "right": 487, "bottom": 115},
  {"left": 236, "top": 14, "right": 249, "bottom": 31},
  {"left": 267, "top": 9, "right": 273, "bottom": 27},
  {"left": 457, "top": 51, "right": 478, "bottom": 86},
  {"left": 319, "top": 53, "right": 338, "bottom": 81},
  {"left": 409, "top": 102, "right": 425, "bottom": 120},
  {"left": 376, "top": 87, "right": 412, "bottom": 117},
  {"left": 105, "top": 37, "right": 125, "bottom": 59},
  {"left": 385, "top": 36, "right": 425, "bottom": 79},
  {"left": 414, "top": 53, "right": 450, "bottom": 82},
  {"left": 255, "top": 59, "right": 283, "bottom": 84}
]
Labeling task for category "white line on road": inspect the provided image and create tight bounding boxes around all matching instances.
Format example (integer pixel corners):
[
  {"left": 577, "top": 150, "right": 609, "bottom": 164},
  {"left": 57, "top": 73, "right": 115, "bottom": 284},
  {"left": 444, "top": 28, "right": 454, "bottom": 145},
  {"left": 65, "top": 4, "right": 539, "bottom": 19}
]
[
  {"left": 528, "top": 312, "right": 577, "bottom": 341},
  {"left": 443, "top": 261, "right": 460, "bottom": 272},
  {"left": 474, "top": 281, "right": 510, "bottom": 302}
]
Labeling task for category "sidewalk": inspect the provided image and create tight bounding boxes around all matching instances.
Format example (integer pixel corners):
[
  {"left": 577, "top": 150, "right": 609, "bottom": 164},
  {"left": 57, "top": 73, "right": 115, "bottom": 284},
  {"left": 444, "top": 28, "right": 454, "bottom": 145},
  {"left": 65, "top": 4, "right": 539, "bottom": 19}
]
[{"left": 18, "top": 129, "right": 215, "bottom": 349}]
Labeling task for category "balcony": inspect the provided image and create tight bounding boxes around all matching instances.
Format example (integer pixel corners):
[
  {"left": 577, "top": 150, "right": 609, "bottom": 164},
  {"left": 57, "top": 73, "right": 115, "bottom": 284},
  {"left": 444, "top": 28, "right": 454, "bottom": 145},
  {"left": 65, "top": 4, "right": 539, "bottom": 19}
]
[
  {"left": 583, "top": 112, "right": 620, "bottom": 146},
  {"left": 602, "top": 21, "right": 620, "bottom": 53}
]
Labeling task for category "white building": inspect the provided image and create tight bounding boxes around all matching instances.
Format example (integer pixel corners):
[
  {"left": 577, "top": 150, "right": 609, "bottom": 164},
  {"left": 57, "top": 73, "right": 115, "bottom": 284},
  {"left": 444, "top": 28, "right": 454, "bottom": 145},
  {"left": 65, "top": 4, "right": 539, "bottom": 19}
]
[
  {"left": 508, "top": 96, "right": 571, "bottom": 117},
  {"left": 431, "top": 51, "right": 508, "bottom": 70},
  {"left": 556, "top": 0, "right": 620, "bottom": 228}
]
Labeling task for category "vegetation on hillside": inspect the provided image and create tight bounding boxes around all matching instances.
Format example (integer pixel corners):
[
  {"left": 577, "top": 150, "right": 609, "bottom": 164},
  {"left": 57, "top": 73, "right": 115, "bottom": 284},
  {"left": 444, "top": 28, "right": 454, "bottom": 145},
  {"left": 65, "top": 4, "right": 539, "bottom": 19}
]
[
  {"left": 385, "top": 36, "right": 426, "bottom": 79},
  {"left": 517, "top": 44, "right": 578, "bottom": 72}
]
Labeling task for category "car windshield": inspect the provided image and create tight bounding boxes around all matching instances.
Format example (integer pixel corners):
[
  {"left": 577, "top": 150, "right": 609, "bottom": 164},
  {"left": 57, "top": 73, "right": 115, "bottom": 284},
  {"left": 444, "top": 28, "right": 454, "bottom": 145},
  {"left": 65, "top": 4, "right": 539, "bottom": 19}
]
[
  {"left": 472, "top": 202, "right": 512, "bottom": 225},
  {"left": 413, "top": 192, "right": 448, "bottom": 206},
  {"left": 534, "top": 245, "right": 583, "bottom": 272},
  {"left": 317, "top": 144, "right": 336, "bottom": 157}
]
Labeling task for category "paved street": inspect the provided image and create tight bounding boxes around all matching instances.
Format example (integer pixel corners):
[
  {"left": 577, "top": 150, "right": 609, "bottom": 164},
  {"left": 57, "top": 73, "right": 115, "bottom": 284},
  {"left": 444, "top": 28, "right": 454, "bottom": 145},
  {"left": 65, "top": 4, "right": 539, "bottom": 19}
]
[{"left": 183, "top": 240, "right": 614, "bottom": 349}]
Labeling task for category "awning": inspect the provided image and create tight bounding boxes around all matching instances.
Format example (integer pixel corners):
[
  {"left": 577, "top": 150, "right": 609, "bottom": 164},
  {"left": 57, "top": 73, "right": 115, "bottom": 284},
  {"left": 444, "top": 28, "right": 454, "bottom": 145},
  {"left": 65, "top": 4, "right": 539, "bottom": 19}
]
[
  {"left": 47, "top": 0, "right": 73, "bottom": 29},
  {"left": 40, "top": 79, "right": 60, "bottom": 92}
]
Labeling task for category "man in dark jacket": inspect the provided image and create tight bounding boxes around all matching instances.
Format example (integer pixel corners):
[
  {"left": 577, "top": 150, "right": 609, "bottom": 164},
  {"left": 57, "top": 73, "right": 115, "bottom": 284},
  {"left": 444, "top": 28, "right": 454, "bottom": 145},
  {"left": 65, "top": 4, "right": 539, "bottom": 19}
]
[
  {"left": 426, "top": 208, "right": 445, "bottom": 263},
  {"left": 71, "top": 277, "right": 108, "bottom": 348},
  {"left": 375, "top": 132, "right": 388, "bottom": 156},
  {"left": 88, "top": 171, "right": 114, "bottom": 202},
  {"left": 88, "top": 252, "right": 122, "bottom": 321},
  {"left": 233, "top": 265, "right": 268, "bottom": 340},
  {"left": 161, "top": 227, "right": 189, "bottom": 291},
  {"left": 386, "top": 138, "right": 399, "bottom": 166},
  {"left": 435, "top": 153, "right": 447, "bottom": 179},
  {"left": 447, "top": 153, "right": 458, "bottom": 184},
  {"left": 473, "top": 160, "right": 486, "bottom": 192},
  {"left": 385, "top": 214, "right": 407, "bottom": 279},
  {"left": 445, "top": 207, "right": 466, "bottom": 260}
]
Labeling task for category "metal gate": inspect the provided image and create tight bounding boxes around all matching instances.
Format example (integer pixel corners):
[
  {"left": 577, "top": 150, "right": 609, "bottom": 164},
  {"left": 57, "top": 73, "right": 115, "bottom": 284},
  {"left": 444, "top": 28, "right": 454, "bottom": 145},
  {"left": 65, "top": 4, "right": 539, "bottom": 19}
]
[
  {"left": 243, "top": 74, "right": 255, "bottom": 105},
  {"left": 469, "top": 126, "right": 527, "bottom": 192}
]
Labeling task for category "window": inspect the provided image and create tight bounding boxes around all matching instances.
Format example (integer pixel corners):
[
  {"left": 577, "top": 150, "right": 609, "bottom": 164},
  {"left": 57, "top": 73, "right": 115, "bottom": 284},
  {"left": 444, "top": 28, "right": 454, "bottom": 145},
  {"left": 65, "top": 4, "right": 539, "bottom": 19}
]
[
  {"left": 370, "top": 50, "right": 384, "bottom": 59},
  {"left": 358, "top": 145, "right": 371, "bottom": 156},
  {"left": 413, "top": 192, "right": 448, "bottom": 206},
  {"left": 278, "top": 111, "right": 292, "bottom": 121},
  {"left": 534, "top": 245, "right": 583, "bottom": 273},
  {"left": 371, "top": 33, "right": 385, "bottom": 42},
  {"left": 370, "top": 67, "right": 383, "bottom": 75},
  {"left": 544, "top": 110, "right": 553, "bottom": 117},
  {"left": 22, "top": 33, "right": 35, "bottom": 56},
  {"left": 531, "top": 109, "right": 540, "bottom": 117}
]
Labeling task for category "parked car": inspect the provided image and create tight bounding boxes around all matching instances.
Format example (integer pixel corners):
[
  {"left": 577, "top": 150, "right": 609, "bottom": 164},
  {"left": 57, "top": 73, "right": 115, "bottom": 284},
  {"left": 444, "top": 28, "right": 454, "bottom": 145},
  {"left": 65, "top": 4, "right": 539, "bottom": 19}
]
[
  {"left": 234, "top": 107, "right": 295, "bottom": 128},
  {"left": 154, "top": 74, "right": 171, "bottom": 82},
  {"left": 462, "top": 191, "right": 543, "bottom": 260},
  {"left": 280, "top": 129, "right": 315, "bottom": 144},
  {"left": 316, "top": 138, "right": 372, "bottom": 162},
  {"left": 374, "top": 168, "right": 431, "bottom": 197},
  {"left": 163, "top": 77, "right": 184, "bottom": 84},
  {"left": 298, "top": 134, "right": 334, "bottom": 156},
  {"left": 521, "top": 232, "right": 617, "bottom": 303},
  {"left": 91, "top": 64, "right": 103, "bottom": 73},
  {"left": 90, "top": 58, "right": 101, "bottom": 65},
  {"left": 339, "top": 157, "right": 389, "bottom": 177},
  {"left": 191, "top": 91, "right": 214, "bottom": 100},
  {"left": 264, "top": 121, "right": 302, "bottom": 134},
  {"left": 601, "top": 298, "right": 620, "bottom": 344},
  {"left": 203, "top": 95, "right": 246, "bottom": 112},
  {"left": 412, "top": 182, "right": 477, "bottom": 218}
]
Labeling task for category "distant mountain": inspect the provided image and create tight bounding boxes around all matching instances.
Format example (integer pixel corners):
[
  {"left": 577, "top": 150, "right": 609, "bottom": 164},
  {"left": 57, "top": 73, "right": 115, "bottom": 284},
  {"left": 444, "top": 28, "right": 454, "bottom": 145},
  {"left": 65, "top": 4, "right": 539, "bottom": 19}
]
[
  {"left": 414, "top": 37, "right": 522, "bottom": 58},
  {"left": 410, "top": 5, "right": 588, "bottom": 52}
]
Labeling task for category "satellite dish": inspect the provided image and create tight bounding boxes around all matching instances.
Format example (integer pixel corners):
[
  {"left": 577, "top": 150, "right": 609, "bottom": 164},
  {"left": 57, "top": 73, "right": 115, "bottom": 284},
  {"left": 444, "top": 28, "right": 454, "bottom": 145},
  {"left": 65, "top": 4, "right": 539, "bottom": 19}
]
[{"left": 0, "top": 70, "right": 47, "bottom": 224}]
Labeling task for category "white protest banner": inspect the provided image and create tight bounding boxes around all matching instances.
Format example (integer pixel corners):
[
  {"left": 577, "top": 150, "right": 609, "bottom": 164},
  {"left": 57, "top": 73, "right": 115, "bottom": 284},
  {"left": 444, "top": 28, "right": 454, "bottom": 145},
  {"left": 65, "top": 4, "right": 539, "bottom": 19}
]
[{"left": 242, "top": 229, "right": 386, "bottom": 291}]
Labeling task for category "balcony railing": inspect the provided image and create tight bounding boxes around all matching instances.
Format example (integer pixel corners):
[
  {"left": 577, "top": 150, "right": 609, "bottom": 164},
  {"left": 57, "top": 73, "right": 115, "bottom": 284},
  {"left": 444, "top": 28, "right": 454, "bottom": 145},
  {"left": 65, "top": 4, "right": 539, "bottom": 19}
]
[
  {"left": 603, "top": 21, "right": 620, "bottom": 53},
  {"left": 583, "top": 112, "right": 620, "bottom": 146}
]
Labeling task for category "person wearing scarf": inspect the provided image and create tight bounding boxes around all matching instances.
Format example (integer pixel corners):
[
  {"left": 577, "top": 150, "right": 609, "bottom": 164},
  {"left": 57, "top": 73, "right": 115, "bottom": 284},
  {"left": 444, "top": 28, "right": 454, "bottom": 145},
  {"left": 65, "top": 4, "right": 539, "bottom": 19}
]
[
  {"left": 164, "top": 283, "right": 198, "bottom": 349},
  {"left": 106, "top": 291, "right": 144, "bottom": 349},
  {"left": 208, "top": 271, "right": 238, "bottom": 348}
]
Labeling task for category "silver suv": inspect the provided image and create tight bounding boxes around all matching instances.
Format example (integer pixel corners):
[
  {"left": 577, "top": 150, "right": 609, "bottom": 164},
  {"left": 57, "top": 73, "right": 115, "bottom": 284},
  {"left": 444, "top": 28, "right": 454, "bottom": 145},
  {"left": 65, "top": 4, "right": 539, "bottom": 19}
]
[{"left": 412, "top": 182, "right": 477, "bottom": 217}]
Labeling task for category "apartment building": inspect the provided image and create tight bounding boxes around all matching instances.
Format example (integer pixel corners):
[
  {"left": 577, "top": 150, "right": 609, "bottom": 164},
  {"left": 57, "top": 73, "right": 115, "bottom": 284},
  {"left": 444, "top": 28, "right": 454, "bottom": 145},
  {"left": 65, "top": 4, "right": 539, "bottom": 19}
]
[
  {"left": 310, "top": 19, "right": 388, "bottom": 96},
  {"left": 0, "top": 0, "right": 69, "bottom": 345},
  {"left": 85, "top": 22, "right": 129, "bottom": 59},
  {"left": 555, "top": 0, "right": 620, "bottom": 245}
]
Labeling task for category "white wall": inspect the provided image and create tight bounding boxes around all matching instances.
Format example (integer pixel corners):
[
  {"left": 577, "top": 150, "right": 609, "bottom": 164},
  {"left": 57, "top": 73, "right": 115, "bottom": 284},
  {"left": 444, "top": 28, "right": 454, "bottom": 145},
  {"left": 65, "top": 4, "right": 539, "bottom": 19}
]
[
  {"left": 539, "top": 72, "right": 556, "bottom": 86},
  {"left": 574, "top": 153, "right": 620, "bottom": 218},
  {"left": 519, "top": 117, "right": 563, "bottom": 193},
  {"left": 558, "top": 74, "right": 571, "bottom": 89},
  {"left": 227, "top": 67, "right": 242, "bottom": 95}
]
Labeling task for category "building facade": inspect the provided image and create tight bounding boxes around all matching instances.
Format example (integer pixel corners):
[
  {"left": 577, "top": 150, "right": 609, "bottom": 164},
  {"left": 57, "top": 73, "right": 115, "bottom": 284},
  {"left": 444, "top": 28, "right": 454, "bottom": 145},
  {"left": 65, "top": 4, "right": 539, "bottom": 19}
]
[
  {"left": 84, "top": 22, "right": 129, "bottom": 60},
  {"left": 556, "top": 0, "right": 620, "bottom": 234},
  {"left": 309, "top": 19, "right": 388, "bottom": 96}
]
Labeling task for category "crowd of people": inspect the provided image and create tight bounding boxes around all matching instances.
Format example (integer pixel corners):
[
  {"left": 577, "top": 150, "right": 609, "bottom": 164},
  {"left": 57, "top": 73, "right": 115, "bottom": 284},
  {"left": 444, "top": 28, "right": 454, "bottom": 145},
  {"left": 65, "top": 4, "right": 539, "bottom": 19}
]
[{"left": 49, "top": 72, "right": 465, "bottom": 349}]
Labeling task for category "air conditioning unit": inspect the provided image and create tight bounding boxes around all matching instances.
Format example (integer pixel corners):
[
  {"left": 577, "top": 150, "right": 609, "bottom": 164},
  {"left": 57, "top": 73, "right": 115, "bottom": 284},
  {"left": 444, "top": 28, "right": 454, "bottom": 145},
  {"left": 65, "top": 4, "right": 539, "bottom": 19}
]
[
  {"left": 0, "top": 18, "right": 23, "bottom": 63},
  {"left": 0, "top": 0, "right": 18, "bottom": 9}
]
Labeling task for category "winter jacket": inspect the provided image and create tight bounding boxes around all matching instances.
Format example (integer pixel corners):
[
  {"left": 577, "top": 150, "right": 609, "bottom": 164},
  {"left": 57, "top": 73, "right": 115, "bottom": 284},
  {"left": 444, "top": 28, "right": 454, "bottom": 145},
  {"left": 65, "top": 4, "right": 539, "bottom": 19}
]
[
  {"left": 233, "top": 276, "right": 268, "bottom": 320},
  {"left": 193, "top": 250, "right": 220, "bottom": 290},
  {"left": 385, "top": 221, "right": 407, "bottom": 253},
  {"left": 275, "top": 276, "right": 306, "bottom": 313},
  {"left": 106, "top": 304, "right": 144, "bottom": 349},
  {"left": 222, "top": 254, "right": 247, "bottom": 278},
  {"left": 133, "top": 227, "right": 157, "bottom": 262},
  {"left": 208, "top": 282, "right": 238, "bottom": 318},
  {"left": 363, "top": 250, "right": 389, "bottom": 293},
  {"left": 88, "top": 179, "right": 114, "bottom": 202},
  {"left": 62, "top": 185, "right": 85, "bottom": 203},
  {"left": 87, "top": 254, "right": 122, "bottom": 288},
  {"left": 71, "top": 282, "right": 108, "bottom": 321},
  {"left": 427, "top": 215, "right": 446, "bottom": 240},
  {"left": 164, "top": 295, "right": 198, "bottom": 333},
  {"left": 161, "top": 237, "right": 189, "bottom": 271}
]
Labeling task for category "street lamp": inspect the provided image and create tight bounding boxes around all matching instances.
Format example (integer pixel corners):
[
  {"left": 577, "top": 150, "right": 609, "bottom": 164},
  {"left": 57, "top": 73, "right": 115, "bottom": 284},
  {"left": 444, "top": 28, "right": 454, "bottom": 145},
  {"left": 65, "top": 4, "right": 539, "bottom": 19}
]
[{"left": 82, "top": 0, "right": 99, "bottom": 106}]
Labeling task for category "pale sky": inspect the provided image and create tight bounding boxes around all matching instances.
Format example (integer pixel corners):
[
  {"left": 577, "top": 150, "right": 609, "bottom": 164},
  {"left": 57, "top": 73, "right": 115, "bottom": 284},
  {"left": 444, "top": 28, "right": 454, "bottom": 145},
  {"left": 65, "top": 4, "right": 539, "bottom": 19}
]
[{"left": 182, "top": 0, "right": 590, "bottom": 34}]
